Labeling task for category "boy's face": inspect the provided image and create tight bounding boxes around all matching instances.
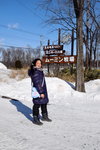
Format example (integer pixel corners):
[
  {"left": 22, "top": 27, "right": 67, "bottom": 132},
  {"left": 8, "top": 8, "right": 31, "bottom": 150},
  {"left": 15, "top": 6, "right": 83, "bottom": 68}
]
[{"left": 36, "top": 60, "right": 42, "bottom": 68}]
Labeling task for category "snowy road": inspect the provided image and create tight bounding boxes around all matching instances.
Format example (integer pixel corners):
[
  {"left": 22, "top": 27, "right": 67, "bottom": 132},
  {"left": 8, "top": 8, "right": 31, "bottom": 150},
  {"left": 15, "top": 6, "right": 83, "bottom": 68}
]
[{"left": 0, "top": 97, "right": 100, "bottom": 150}]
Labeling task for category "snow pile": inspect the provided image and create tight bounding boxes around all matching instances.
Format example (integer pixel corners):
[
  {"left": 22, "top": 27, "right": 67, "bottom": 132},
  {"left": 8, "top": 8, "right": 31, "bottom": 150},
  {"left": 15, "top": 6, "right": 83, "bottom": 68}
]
[
  {"left": 0, "top": 63, "right": 14, "bottom": 83},
  {"left": 46, "top": 77, "right": 74, "bottom": 104},
  {"left": 0, "top": 65, "right": 100, "bottom": 103},
  {"left": 0, "top": 62, "right": 7, "bottom": 70},
  {"left": 0, "top": 63, "right": 12, "bottom": 82},
  {"left": 0, "top": 71, "right": 100, "bottom": 104},
  {"left": 85, "top": 79, "right": 100, "bottom": 93},
  {"left": 85, "top": 79, "right": 100, "bottom": 101},
  {"left": 0, "top": 77, "right": 74, "bottom": 103},
  {"left": 0, "top": 78, "right": 30, "bottom": 100}
]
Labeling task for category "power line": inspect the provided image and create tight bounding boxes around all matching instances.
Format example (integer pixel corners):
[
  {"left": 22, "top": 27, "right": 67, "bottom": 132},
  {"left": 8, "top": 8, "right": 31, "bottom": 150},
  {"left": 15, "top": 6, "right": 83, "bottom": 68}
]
[
  {"left": 0, "top": 31, "right": 40, "bottom": 42},
  {"left": 0, "top": 23, "right": 60, "bottom": 47},
  {"left": 15, "top": 0, "right": 45, "bottom": 22},
  {"left": 15, "top": 0, "right": 57, "bottom": 37},
  {"left": 0, "top": 0, "right": 59, "bottom": 43},
  {"left": 0, "top": 24, "right": 41, "bottom": 36},
  {"left": 0, "top": 44, "right": 34, "bottom": 50},
  {"left": 0, "top": 25, "right": 48, "bottom": 47},
  {"left": 0, "top": 23, "right": 49, "bottom": 40}
]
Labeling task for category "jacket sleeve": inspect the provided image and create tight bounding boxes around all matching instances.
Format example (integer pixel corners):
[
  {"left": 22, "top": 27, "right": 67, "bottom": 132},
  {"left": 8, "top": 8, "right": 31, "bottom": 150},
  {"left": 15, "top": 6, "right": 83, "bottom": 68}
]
[{"left": 31, "top": 71, "right": 44, "bottom": 94}]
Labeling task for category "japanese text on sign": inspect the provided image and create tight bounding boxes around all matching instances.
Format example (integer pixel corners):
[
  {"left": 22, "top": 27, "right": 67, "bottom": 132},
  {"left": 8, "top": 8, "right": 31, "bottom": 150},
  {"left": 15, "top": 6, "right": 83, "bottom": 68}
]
[{"left": 42, "top": 56, "right": 77, "bottom": 64}]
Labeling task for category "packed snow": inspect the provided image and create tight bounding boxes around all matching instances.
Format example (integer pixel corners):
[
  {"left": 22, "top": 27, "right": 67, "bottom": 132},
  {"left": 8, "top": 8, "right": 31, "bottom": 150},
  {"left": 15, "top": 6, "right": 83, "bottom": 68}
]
[{"left": 0, "top": 63, "right": 100, "bottom": 150}]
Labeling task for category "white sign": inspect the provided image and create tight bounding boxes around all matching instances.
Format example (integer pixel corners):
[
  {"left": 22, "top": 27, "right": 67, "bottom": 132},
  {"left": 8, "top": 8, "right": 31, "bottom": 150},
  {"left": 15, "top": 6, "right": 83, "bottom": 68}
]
[
  {"left": 69, "top": 57, "right": 74, "bottom": 62},
  {"left": 64, "top": 57, "right": 69, "bottom": 62},
  {"left": 45, "top": 50, "right": 64, "bottom": 55}
]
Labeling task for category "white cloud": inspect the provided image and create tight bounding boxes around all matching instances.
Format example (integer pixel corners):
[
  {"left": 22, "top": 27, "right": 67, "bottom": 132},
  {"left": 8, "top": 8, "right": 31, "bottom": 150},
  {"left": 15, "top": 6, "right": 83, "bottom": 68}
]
[{"left": 8, "top": 23, "right": 19, "bottom": 29}]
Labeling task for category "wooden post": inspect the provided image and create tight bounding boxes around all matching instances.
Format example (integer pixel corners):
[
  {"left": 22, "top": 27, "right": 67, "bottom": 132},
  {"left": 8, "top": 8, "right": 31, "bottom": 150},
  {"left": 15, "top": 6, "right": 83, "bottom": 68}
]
[
  {"left": 70, "top": 29, "right": 74, "bottom": 74},
  {"left": 57, "top": 28, "right": 61, "bottom": 75},
  {"left": 58, "top": 28, "right": 61, "bottom": 45},
  {"left": 47, "top": 40, "right": 50, "bottom": 76}
]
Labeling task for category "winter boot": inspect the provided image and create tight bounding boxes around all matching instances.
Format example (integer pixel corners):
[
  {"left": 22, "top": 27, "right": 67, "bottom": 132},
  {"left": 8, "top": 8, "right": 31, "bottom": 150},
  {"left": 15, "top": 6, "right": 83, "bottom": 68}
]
[
  {"left": 33, "top": 116, "right": 43, "bottom": 125},
  {"left": 42, "top": 113, "right": 52, "bottom": 122}
]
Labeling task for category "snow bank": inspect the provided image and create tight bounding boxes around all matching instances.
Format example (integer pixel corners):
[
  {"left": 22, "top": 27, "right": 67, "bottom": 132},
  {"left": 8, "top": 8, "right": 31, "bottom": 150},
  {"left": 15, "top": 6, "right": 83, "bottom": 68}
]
[
  {"left": 0, "top": 77, "right": 73, "bottom": 104},
  {"left": 0, "top": 65, "right": 100, "bottom": 103},
  {"left": 0, "top": 63, "right": 12, "bottom": 83},
  {"left": 85, "top": 79, "right": 100, "bottom": 101},
  {"left": 0, "top": 78, "right": 30, "bottom": 100},
  {"left": 85, "top": 79, "right": 100, "bottom": 93},
  {"left": 46, "top": 77, "right": 74, "bottom": 104},
  {"left": 0, "top": 71, "right": 100, "bottom": 104},
  {"left": 0, "top": 64, "right": 10, "bottom": 82},
  {"left": 0, "top": 62, "right": 7, "bottom": 70}
]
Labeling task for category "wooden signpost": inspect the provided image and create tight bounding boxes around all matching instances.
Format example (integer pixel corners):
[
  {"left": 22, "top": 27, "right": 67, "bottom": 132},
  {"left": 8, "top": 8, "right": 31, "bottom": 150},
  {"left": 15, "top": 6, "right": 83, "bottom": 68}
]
[
  {"left": 42, "top": 55, "right": 77, "bottom": 64},
  {"left": 44, "top": 49, "right": 65, "bottom": 55},
  {"left": 43, "top": 45, "right": 63, "bottom": 50},
  {"left": 42, "top": 44, "right": 77, "bottom": 64},
  {"left": 42, "top": 28, "right": 77, "bottom": 75}
]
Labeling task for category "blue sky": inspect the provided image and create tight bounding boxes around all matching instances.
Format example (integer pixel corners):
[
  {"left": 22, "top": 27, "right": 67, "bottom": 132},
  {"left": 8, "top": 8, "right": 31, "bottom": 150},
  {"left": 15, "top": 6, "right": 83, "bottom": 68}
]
[
  {"left": 0, "top": 0, "right": 99, "bottom": 55},
  {"left": 0, "top": 0, "right": 59, "bottom": 48}
]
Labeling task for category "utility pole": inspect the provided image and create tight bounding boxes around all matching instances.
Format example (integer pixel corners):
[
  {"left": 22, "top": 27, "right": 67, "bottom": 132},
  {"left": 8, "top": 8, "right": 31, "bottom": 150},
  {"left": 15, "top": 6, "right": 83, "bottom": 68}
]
[
  {"left": 58, "top": 28, "right": 61, "bottom": 45},
  {"left": 40, "top": 35, "right": 43, "bottom": 59},
  {"left": 57, "top": 28, "right": 61, "bottom": 76},
  {"left": 48, "top": 39, "right": 50, "bottom": 46}
]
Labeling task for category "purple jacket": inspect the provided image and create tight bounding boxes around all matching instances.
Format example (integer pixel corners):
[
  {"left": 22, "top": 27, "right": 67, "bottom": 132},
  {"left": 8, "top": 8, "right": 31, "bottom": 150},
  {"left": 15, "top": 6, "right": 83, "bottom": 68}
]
[{"left": 28, "top": 68, "right": 49, "bottom": 104}]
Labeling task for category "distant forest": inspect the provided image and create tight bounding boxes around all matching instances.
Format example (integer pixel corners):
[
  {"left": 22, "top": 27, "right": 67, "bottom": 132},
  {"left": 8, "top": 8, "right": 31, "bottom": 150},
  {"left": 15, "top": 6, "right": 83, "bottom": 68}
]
[{"left": 0, "top": 46, "right": 41, "bottom": 68}]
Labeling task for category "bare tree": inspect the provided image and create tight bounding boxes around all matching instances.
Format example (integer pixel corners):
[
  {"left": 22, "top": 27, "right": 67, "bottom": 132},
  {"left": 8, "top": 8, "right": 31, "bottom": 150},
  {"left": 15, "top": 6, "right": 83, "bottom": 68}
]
[
  {"left": 72, "top": 0, "right": 85, "bottom": 92},
  {"left": 0, "top": 46, "right": 40, "bottom": 68},
  {"left": 83, "top": 0, "right": 100, "bottom": 70},
  {"left": 38, "top": 0, "right": 85, "bottom": 92}
]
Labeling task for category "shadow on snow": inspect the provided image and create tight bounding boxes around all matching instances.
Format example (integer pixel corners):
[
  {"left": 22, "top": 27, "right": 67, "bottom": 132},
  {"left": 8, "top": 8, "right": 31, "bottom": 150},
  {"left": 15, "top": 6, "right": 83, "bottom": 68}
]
[
  {"left": 10, "top": 99, "right": 33, "bottom": 122},
  {"left": 66, "top": 81, "right": 75, "bottom": 90}
]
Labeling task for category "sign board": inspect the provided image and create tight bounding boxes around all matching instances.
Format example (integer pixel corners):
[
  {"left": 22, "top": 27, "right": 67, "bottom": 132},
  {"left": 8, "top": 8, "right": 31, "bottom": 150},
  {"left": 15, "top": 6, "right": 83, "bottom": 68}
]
[
  {"left": 44, "top": 49, "right": 65, "bottom": 55},
  {"left": 42, "top": 55, "right": 77, "bottom": 64},
  {"left": 43, "top": 45, "right": 63, "bottom": 50}
]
